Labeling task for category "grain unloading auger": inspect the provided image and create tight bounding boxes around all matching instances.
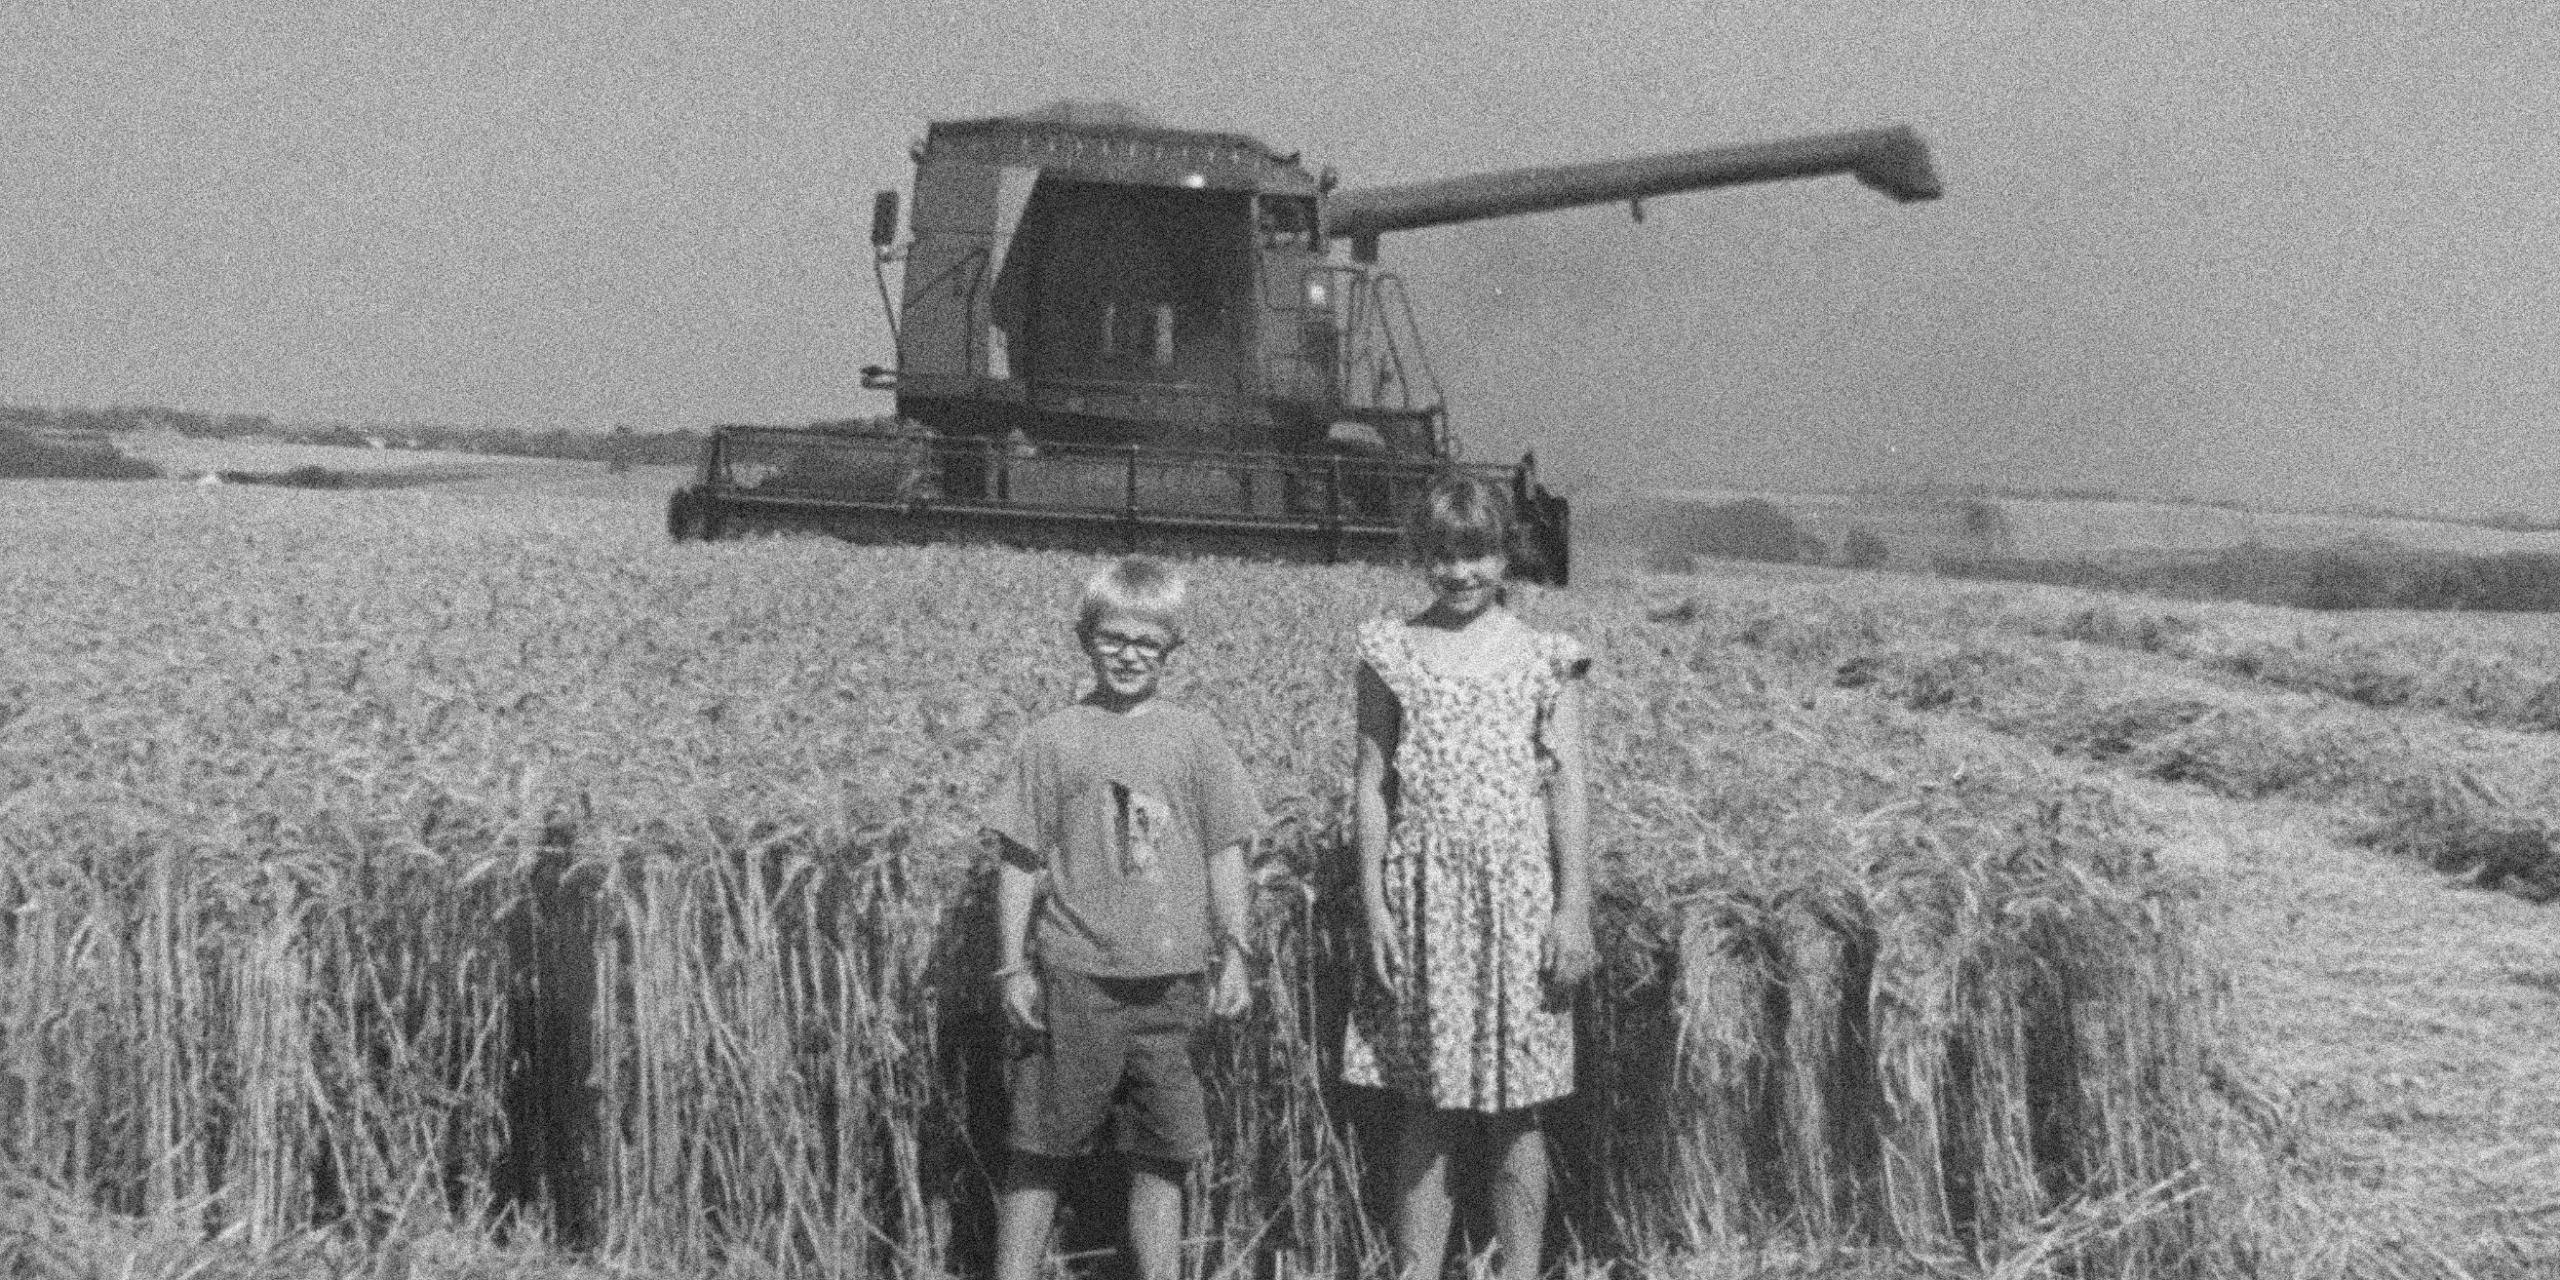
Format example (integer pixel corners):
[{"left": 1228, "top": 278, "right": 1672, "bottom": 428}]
[{"left": 667, "top": 102, "right": 1941, "bottom": 582}]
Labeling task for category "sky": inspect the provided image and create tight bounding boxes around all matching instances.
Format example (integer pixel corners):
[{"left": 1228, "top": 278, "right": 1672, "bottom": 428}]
[{"left": 5, "top": 0, "right": 2555, "bottom": 515}]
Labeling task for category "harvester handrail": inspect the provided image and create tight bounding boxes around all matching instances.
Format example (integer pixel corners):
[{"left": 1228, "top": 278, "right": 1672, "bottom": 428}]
[
  {"left": 711, "top": 489, "right": 1410, "bottom": 536},
  {"left": 705, "top": 422, "right": 1509, "bottom": 478}
]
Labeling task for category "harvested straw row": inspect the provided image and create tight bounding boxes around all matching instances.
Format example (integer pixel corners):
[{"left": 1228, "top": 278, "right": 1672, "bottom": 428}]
[
  {"left": 2029, "top": 600, "right": 2560, "bottom": 735},
  {"left": 1673, "top": 582, "right": 2560, "bottom": 905}
]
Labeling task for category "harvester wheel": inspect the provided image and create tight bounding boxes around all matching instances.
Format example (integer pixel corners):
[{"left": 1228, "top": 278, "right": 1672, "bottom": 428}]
[{"left": 666, "top": 490, "right": 697, "bottom": 541}]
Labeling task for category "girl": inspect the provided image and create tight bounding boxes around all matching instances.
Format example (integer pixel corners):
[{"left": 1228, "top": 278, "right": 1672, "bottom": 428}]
[{"left": 1343, "top": 473, "right": 1596, "bottom": 1280}]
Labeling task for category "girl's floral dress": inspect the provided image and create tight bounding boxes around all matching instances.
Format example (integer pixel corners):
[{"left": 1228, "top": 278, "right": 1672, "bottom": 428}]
[{"left": 1342, "top": 617, "right": 1590, "bottom": 1112}]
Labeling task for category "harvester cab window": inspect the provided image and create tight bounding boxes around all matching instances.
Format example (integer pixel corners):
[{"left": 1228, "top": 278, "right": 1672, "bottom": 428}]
[
  {"left": 1098, "top": 301, "right": 1181, "bottom": 367},
  {"left": 1009, "top": 178, "right": 1243, "bottom": 385},
  {"left": 1258, "top": 197, "right": 1317, "bottom": 250}
]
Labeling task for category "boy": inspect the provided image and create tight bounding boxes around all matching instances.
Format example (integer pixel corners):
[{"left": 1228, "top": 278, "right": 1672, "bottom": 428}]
[{"left": 984, "top": 557, "right": 1261, "bottom": 1280}]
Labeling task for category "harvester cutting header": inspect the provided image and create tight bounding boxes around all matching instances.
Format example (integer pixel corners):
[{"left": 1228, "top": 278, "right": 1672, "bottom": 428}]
[{"left": 668, "top": 101, "right": 1941, "bottom": 582}]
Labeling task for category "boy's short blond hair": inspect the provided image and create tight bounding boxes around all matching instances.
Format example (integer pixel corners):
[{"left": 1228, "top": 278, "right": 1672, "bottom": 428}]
[{"left": 1077, "top": 557, "right": 1188, "bottom": 642}]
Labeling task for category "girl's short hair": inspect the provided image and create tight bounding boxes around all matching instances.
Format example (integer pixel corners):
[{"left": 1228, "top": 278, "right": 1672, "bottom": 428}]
[
  {"left": 1077, "top": 557, "right": 1188, "bottom": 641},
  {"left": 1407, "top": 471, "right": 1514, "bottom": 565}
]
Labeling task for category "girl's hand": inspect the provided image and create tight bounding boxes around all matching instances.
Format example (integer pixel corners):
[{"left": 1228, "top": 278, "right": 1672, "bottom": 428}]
[
  {"left": 1364, "top": 909, "right": 1399, "bottom": 996},
  {"left": 1209, "top": 951, "right": 1251, "bottom": 1020},
  {"left": 1542, "top": 910, "right": 1596, "bottom": 989},
  {"left": 1000, "top": 969, "right": 1045, "bottom": 1035}
]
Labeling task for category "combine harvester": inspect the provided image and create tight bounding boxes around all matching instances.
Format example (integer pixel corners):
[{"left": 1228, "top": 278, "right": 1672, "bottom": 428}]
[{"left": 666, "top": 102, "right": 1941, "bottom": 583}]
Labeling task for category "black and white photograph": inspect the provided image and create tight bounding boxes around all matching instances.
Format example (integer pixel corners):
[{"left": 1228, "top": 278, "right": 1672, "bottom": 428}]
[{"left": 4, "top": 1, "right": 2555, "bottom": 1277}]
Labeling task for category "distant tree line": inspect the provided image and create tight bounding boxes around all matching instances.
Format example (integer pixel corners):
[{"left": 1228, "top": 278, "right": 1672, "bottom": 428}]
[
  {"left": 1852, "top": 477, "right": 2559, "bottom": 532},
  {"left": 1, "top": 403, "right": 277, "bottom": 441},
  {"left": 1849, "top": 478, "right": 2251, "bottom": 512},
  {"left": 0, "top": 404, "right": 708, "bottom": 466},
  {"left": 1628, "top": 494, "right": 2560, "bottom": 613},
  {"left": 0, "top": 421, "right": 163, "bottom": 480},
  {"left": 1937, "top": 544, "right": 2560, "bottom": 613},
  {"left": 212, "top": 464, "right": 482, "bottom": 491},
  {"left": 1637, "top": 498, "right": 1894, "bottom": 572}
]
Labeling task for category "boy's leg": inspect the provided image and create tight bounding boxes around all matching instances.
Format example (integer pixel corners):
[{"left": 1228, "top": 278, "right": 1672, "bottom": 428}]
[
  {"left": 996, "top": 1154, "right": 1063, "bottom": 1280},
  {"left": 1392, "top": 1101, "right": 1457, "bottom": 1280},
  {"left": 1003, "top": 969, "right": 1125, "bottom": 1280},
  {"left": 1485, "top": 1109, "right": 1549, "bottom": 1280},
  {"left": 1114, "top": 975, "right": 1211, "bottom": 1280},
  {"left": 1125, "top": 1155, "right": 1185, "bottom": 1280}
]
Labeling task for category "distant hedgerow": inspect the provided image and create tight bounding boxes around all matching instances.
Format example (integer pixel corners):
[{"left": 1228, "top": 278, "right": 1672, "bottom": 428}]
[
  {"left": 1840, "top": 525, "right": 1890, "bottom": 569},
  {"left": 1937, "top": 543, "right": 2560, "bottom": 613},
  {"left": 1641, "top": 499, "right": 1823, "bottom": 571},
  {"left": 0, "top": 426, "right": 162, "bottom": 480}
]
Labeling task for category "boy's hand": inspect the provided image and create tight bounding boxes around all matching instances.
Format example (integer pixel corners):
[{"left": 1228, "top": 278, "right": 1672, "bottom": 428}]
[
  {"left": 1209, "top": 951, "right": 1251, "bottom": 1020},
  {"left": 1542, "top": 910, "right": 1596, "bottom": 989},
  {"left": 1000, "top": 970, "right": 1044, "bottom": 1035}
]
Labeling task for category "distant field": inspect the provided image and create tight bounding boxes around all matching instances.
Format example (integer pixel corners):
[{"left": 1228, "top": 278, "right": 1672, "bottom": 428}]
[
  {"left": 102, "top": 431, "right": 2560, "bottom": 572},
  {"left": 1578, "top": 487, "right": 2560, "bottom": 570}
]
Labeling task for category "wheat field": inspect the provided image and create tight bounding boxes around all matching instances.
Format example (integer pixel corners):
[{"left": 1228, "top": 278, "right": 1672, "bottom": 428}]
[{"left": 1, "top": 464, "right": 2554, "bottom": 1279}]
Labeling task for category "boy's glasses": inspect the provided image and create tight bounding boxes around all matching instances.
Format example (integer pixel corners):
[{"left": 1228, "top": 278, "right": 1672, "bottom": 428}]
[{"left": 1089, "top": 630, "right": 1175, "bottom": 661}]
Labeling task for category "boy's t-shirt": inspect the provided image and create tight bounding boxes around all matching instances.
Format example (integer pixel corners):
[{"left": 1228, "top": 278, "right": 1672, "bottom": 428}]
[{"left": 987, "top": 701, "right": 1262, "bottom": 979}]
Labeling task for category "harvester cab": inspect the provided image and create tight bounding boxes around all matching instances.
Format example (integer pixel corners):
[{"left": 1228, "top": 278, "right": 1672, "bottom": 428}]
[{"left": 668, "top": 101, "right": 1941, "bottom": 583}]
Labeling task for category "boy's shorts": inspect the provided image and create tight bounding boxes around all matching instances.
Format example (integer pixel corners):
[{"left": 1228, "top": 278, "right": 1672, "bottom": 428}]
[{"left": 1008, "top": 966, "right": 1210, "bottom": 1166}]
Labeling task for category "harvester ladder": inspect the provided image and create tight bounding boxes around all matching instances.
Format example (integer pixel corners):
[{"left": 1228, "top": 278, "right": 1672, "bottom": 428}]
[
  {"left": 1342, "top": 274, "right": 1439, "bottom": 409},
  {"left": 1341, "top": 272, "right": 1453, "bottom": 453}
]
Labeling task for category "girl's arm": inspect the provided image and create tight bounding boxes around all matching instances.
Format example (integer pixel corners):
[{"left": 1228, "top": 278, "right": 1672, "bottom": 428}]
[
  {"left": 1544, "top": 676, "right": 1596, "bottom": 987},
  {"left": 1352, "top": 661, "right": 1401, "bottom": 992},
  {"left": 1205, "top": 838, "right": 1252, "bottom": 1018}
]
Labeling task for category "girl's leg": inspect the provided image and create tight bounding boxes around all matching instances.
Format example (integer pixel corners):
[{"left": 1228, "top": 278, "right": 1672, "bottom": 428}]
[
  {"left": 1393, "top": 1101, "right": 1458, "bottom": 1280},
  {"left": 1486, "top": 1109, "right": 1549, "bottom": 1280},
  {"left": 995, "top": 1154, "right": 1062, "bottom": 1280},
  {"left": 1126, "top": 1156, "right": 1185, "bottom": 1280}
]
